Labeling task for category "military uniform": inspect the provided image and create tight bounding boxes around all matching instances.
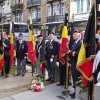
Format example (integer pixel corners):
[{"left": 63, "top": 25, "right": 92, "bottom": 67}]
[{"left": 45, "top": 39, "right": 59, "bottom": 82}]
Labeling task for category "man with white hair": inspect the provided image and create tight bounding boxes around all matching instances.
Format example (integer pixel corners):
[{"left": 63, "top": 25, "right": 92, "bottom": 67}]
[{"left": 68, "top": 30, "right": 82, "bottom": 99}]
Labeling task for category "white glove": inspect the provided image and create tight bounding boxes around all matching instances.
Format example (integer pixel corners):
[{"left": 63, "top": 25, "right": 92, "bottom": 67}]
[
  {"left": 50, "top": 58, "right": 53, "bottom": 62},
  {"left": 56, "top": 62, "right": 59, "bottom": 67}
]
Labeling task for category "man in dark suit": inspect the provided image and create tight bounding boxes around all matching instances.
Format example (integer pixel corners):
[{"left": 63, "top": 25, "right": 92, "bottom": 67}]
[
  {"left": 16, "top": 33, "right": 28, "bottom": 76},
  {"left": 68, "top": 30, "right": 82, "bottom": 98},
  {"left": 2, "top": 31, "right": 10, "bottom": 77},
  {"left": 45, "top": 32, "right": 59, "bottom": 82}
]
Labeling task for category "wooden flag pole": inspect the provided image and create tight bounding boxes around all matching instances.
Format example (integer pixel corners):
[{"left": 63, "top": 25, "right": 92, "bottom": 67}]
[
  {"left": 88, "top": 0, "right": 96, "bottom": 100},
  {"left": 65, "top": 14, "right": 69, "bottom": 97},
  {"left": 30, "top": 9, "right": 34, "bottom": 77},
  {"left": 66, "top": 53, "right": 68, "bottom": 96},
  {"left": 1, "top": 10, "right": 6, "bottom": 78}
]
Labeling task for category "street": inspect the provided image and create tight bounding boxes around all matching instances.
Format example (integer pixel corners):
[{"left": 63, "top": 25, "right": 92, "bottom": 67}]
[{"left": 1, "top": 82, "right": 100, "bottom": 100}]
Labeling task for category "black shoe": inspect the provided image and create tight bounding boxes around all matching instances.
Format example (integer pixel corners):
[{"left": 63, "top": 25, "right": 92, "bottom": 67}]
[
  {"left": 5, "top": 74, "right": 9, "bottom": 77},
  {"left": 21, "top": 74, "right": 25, "bottom": 76},
  {"left": 16, "top": 74, "right": 21, "bottom": 76},
  {"left": 69, "top": 92, "right": 75, "bottom": 99},
  {"left": 57, "top": 83, "right": 64, "bottom": 86},
  {"left": 62, "top": 90, "right": 70, "bottom": 96},
  {"left": 50, "top": 79, "right": 54, "bottom": 83},
  {"left": 68, "top": 82, "right": 72, "bottom": 85},
  {"left": 46, "top": 78, "right": 51, "bottom": 81}
]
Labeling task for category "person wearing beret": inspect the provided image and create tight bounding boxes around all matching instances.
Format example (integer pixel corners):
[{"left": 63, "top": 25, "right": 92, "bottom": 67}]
[
  {"left": 68, "top": 30, "right": 82, "bottom": 99},
  {"left": 16, "top": 33, "right": 28, "bottom": 76},
  {"left": 45, "top": 32, "right": 59, "bottom": 82},
  {"left": 35, "top": 34, "right": 46, "bottom": 75}
]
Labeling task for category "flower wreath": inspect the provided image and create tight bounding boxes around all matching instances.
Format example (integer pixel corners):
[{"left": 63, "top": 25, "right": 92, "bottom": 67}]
[{"left": 29, "top": 75, "right": 45, "bottom": 92}]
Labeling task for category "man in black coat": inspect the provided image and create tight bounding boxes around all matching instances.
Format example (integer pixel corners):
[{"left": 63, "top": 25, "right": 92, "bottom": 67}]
[
  {"left": 68, "top": 30, "right": 82, "bottom": 98},
  {"left": 35, "top": 35, "right": 46, "bottom": 75},
  {"left": 2, "top": 31, "right": 10, "bottom": 77},
  {"left": 45, "top": 32, "right": 59, "bottom": 82},
  {"left": 16, "top": 33, "right": 28, "bottom": 76}
]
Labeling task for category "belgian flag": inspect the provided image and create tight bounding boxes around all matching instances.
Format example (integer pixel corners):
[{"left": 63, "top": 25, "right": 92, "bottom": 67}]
[
  {"left": 27, "top": 15, "right": 36, "bottom": 65},
  {"left": 59, "top": 14, "right": 69, "bottom": 64},
  {"left": 77, "top": 5, "right": 95, "bottom": 86},
  {"left": 9, "top": 22, "right": 15, "bottom": 66},
  {"left": 0, "top": 34, "right": 4, "bottom": 70}
]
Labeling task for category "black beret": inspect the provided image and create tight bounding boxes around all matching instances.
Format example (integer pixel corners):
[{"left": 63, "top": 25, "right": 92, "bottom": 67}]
[
  {"left": 73, "top": 30, "right": 82, "bottom": 33},
  {"left": 19, "top": 33, "right": 23, "bottom": 36},
  {"left": 37, "top": 34, "right": 43, "bottom": 38},
  {"left": 48, "top": 32, "right": 54, "bottom": 35}
]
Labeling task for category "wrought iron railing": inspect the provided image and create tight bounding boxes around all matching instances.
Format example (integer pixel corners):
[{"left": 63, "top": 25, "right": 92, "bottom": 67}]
[
  {"left": 12, "top": 3, "right": 23, "bottom": 12},
  {"left": 27, "top": 18, "right": 41, "bottom": 25},
  {"left": 27, "top": 0, "right": 41, "bottom": 8},
  {"left": 46, "top": 15, "right": 65, "bottom": 23}
]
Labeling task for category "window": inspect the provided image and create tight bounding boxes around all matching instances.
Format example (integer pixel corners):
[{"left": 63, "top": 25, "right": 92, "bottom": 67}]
[
  {"left": 77, "top": 0, "right": 83, "bottom": 13},
  {"left": 14, "top": 0, "right": 23, "bottom": 3},
  {"left": 32, "top": 8, "right": 37, "bottom": 19},
  {"left": 37, "top": 7, "right": 41, "bottom": 18},
  {"left": 87, "top": 0, "right": 91, "bottom": 11},
  {"left": 61, "top": 2, "right": 65, "bottom": 15},
  {"left": 15, "top": 12, "right": 23, "bottom": 22},
  {"left": 53, "top": 3, "right": 60, "bottom": 15},
  {"left": 47, "top": 5, "right": 51, "bottom": 16}
]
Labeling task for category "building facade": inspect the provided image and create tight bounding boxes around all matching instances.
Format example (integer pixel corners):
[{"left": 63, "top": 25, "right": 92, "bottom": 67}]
[
  {"left": 27, "top": 0, "right": 93, "bottom": 36},
  {"left": 0, "top": 0, "right": 12, "bottom": 23},
  {"left": 27, "top": 0, "right": 42, "bottom": 35},
  {"left": 70, "top": 0, "right": 93, "bottom": 30},
  {"left": 0, "top": 0, "right": 27, "bottom": 24},
  {"left": 0, "top": 0, "right": 94, "bottom": 35},
  {"left": 11, "top": 0, "right": 27, "bottom": 23}
]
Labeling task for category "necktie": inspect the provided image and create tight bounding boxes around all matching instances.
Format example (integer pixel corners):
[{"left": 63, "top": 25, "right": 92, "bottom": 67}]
[{"left": 72, "top": 42, "right": 76, "bottom": 49}]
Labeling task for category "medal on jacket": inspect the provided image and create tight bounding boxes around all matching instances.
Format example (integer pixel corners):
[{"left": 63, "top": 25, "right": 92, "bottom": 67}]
[
  {"left": 22, "top": 45, "right": 24, "bottom": 49},
  {"left": 50, "top": 44, "right": 53, "bottom": 49}
]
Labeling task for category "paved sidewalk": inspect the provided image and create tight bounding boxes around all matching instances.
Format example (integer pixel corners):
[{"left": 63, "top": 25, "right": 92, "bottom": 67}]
[{"left": 0, "top": 66, "right": 33, "bottom": 98}]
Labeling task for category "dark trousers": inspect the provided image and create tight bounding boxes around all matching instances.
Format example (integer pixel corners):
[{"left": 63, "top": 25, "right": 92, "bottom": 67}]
[
  {"left": 4, "top": 55, "right": 10, "bottom": 75},
  {"left": 46, "top": 59, "right": 55, "bottom": 81},
  {"left": 71, "top": 65, "right": 80, "bottom": 89},
  {"left": 17, "top": 58, "right": 26, "bottom": 75},
  {"left": 59, "top": 62, "right": 66, "bottom": 84}
]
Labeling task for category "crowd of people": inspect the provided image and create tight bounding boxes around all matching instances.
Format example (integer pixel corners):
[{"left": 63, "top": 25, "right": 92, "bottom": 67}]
[{"left": 0, "top": 29, "right": 100, "bottom": 99}]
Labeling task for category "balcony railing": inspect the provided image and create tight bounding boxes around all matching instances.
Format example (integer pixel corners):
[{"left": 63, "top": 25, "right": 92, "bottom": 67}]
[
  {"left": 46, "top": 15, "right": 65, "bottom": 23},
  {"left": 27, "top": 0, "right": 41, "bottom": 8},
  {"left": 28, "top": 18, "right": 41, "bottom": 25},
  {"left": 12, "top": 3, "right": 23, "bottom": 13},
  {"left": 47, "top": 0, "right": 53, "bottom": 2},
  {"left": 47, "top": 0, "right": 61, "bottom": 3},
  {"left": 33, "top": 18, "right": 41, "bottom": 25}
]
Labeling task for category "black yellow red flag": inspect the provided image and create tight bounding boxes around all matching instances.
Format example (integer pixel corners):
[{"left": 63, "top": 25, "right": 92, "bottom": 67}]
[
  {"left": 59, "top": 14, "right": 69, "bottom": 64},
  {"left": 77, "top": 6, "right": 95, "bottom": 86},
  {"left": 27, "top": 16, "right": 36, "bottom": 65}
]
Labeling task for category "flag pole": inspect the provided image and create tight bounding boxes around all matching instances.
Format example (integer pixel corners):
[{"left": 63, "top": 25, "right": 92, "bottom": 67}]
[
  {"left": 88, "top": 0, "right": 96, "bottom": 100},
  {"left": 65, "top": 13, "right": 69, "bottom": 96},
  {"left": 30, "top": 9, "right": 34, "bottom": 77},
  {"left": 91, "top": 0, "right": 97, "bottom": 100},
  {"left": 10, "top": 4, "right": 16, "bottom": 76},
  {"left": 1, "top": 6, "right": 6, "bottom": 78}
]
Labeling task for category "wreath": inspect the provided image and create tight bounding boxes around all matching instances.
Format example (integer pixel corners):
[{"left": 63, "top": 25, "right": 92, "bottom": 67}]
[{"left": 29, "top": 75, "right": 45, "bottom": 92}]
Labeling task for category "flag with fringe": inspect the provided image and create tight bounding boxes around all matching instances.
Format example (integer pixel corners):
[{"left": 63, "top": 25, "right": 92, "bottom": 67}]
[
  {"left": 59, "top": 14, "right": 69, "bottom": 64},
  {"left": 77, "top": 5, "right": 95, "bottom": 86},
  {"left": 27, "top": 16, "right": 36, "bottom": 65}
]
